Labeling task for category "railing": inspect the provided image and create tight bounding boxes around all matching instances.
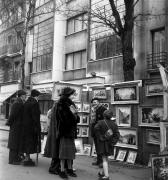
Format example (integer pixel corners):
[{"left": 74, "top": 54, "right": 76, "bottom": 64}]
[
  {"left": 0, "top": 43, "right": 22, "bottom": 56},
  {"left": 147, "top": 52, "right": 168, "bottom": 70}
]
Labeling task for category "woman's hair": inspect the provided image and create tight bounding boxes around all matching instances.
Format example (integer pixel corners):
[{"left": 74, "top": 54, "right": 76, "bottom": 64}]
[{"left": 60, "top": 87, "right": 75, "bottom": 97}]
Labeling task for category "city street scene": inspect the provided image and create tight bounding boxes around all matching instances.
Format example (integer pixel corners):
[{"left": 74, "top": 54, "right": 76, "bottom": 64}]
[{"left": 0, "top": 0, "right": 168, "bottom": 180}]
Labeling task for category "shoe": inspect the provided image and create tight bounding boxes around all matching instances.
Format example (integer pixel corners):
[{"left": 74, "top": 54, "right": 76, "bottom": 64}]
[
  {"left": 100, "top": 176, "right": 109, "bottom": 180},
  {"left": 23, "top": 160, "right": 35, "bottom": 166},
  {"left": 67, "top": 169, "right": 77, "bottom": 177},
  {"left": 98, "top": 172, "right": 104, "bottom": 177},
  {"left": 59, "top": 171, "right": 68, "bottom": 179},
  {"left": 49, "top": 169, "right": 60, "bottom": 175}
]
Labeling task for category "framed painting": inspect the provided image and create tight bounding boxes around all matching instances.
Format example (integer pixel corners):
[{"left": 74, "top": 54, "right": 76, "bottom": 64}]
[
  {"left": 100, "top": 102, "right": 110, "bottom": 110},
  {"left": 139, "top": 106, "right": 163, "bottom": 127},
  {"left": 75, "top": 138, "right": 83, "bottom": 155},
  {"left": 81, "top": 115, "right": 89, "bottom": 125},
  {"left": 75, "top": 103, "right": 82, "bottom": 112},
  {"left": 116, "top": 149, "right": 127, "bottom": 162},
  {"left": 146, "top": 83, "right": 163, "bottom": 96},
  {"left": 83, "top": 144, "right": 92, "bottom": 156},
  {"left": 160, "top": 122, "right": 168, "bottom": 151},
  {"left": 81, "top": 127, "right": 89, "bottom": 137},
  {"left": 146, "top": 129, "right": 160, "bottom": 145},
  {"left": 151, "top": 154, "right": 168, "bottom": 180},
  {"left": 126, "top": 151, "right": 137, "bottom": 164},
  {"left": 116, "top": 128, "right": 138, "bottom": 149},
  {"left": 52, "top": 82, "right": 82, "bottom": 102},
  {"left": 111, "top": 84, "right": 139, "bottom": 104},
  {"left": 108, "top": 147, "right": 116, "bottom": 160},
  {"left": 116, "top": 106, "right": 131, "bottom": 127},
  {"left": 91, "top": 143, "right": 97, "bottom": 157},
  {"left": 82, "top": 103, "right": 90, "bottom": 113},
  {"left": 93, "top": 89, "right": 107, "bottom": 99}
]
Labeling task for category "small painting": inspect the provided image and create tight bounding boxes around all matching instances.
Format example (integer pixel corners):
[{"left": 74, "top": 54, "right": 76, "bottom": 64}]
[
  {"left": 139, "top": 107, "right": 163, "bottom": 127},
  {"left": 93, "top": 89, "right": 107, "bottom": 99},
  {"left": 83, "top": 144, "right": 91, "bottom": 156},
  {"left": 146, "top": 129, "right": 160, "bottom": 145},
  {"left": 75, "top": 103, "right": 82, "bottom": 112},
  {"left": 81, "top": 127, "right": 89, "bottom": 137},
  {"left": 146, "top": 83, "right": 163, "bottom": 96},
  {"left": 82, "top": 103, "right": 90, "bottom": 113},
  {"left": 81, "top": 115, "right": 89, "bottom": 125},
  {"left": 116, "top": 106, "right": 131, "bottom": 127},
  {"left": 126, "top": 151, "right": 137, "bottom": 164},
  {"left": 151, "top": 154, "right": 168, "bottom": 180},
  {"left": 116, "top": 150, "right": 127, "bottom": 161},
  {"left": 75, "top": 138, "right": 83, "bottom": 155}
]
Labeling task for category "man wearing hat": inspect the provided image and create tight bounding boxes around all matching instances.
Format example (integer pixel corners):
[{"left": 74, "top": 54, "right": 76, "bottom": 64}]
[
  {"left": 21, "top": 89, "right": 41, "bottom": 166},
  {"left": 7, "top": 90, "right": 27, "bottom": 165}
]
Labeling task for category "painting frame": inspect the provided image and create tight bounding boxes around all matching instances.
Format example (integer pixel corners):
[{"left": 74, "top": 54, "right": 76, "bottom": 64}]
[
  {"left": 116, "top": 127, "right": 138, "bottom": 149},
  {"left": 146, "top": 129, "right": 160, "bottom": 145},
  {"left": 81, "top": 127, "right": 89, "bottom": 137},
  {"left": 151, "top": 154, "right": 168, "bottom": 180},
  {"left": 75, "top": 138, "right": 83, "bottom": 155},
  {"left": 160, "top": 122, "right": 168, "bottom": 151},
  {"left": 75, "top": 103, "right": 82, "bottom": 112},
  {"left": 146, "top": 83, "right": 163, "bottom": 96},
  {"left": 81, "top": 115, "right": 89, "bottom": 125},
  {"left": 93, "top": 88, "right": 107, "bottom": 99},
  {"left": 83, "top": 144, "right": 92, "bottom": 156},
  {"left": 82, "top": 103, "right": 90, "bottom": 113},
  {"left": 111, "top": 84, "right": 139, "bottom": 104},
  {"left": 126, "top": 151, "right": 137, "bottom": 164},
  {"left": 116, "top": 106, "right": 131, "bottom": 127},
  {"left": 116, "top": 149, "right": 127, "bottom": 162},
  {"left": 52, "top": 81, "right": 82, "bottom": 102},
  {"left": 139, "top": 106, "right": 164, "bottom": 127}
]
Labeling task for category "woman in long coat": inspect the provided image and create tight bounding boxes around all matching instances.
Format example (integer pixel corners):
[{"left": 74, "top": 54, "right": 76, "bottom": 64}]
[
  {"left": 21, "top": 89, "right": 41, "bottom": 166},
  {"left": 7, "top": 90, "right": 27, "bottom": 165}
]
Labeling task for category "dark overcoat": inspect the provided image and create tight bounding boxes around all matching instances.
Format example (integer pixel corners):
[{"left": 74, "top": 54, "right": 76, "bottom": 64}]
[
  {"left": 21, "top": 97, "right": 41, "bottom": 154},
  {"left": 44, "top": 96, "right": 79, "bottom": 158},
  {"left": 94, "top": 119, "right": 120, "bottom": 156},
  {"left": 7, "top": 98, "right": 24, "bottom": 151}
]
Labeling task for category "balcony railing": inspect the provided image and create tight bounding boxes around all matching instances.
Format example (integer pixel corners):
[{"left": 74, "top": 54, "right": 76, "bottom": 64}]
[
  {"left": 147, "top": 52, "right": 168, "bottom": 70},
  {"left": 0, "top": 43, "right": 22, "bottom": 56}
]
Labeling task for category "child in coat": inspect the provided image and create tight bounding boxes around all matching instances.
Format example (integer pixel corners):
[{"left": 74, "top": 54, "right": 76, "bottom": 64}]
[{"left": 94, "top": 110, "right": 120, "bottom": 180}]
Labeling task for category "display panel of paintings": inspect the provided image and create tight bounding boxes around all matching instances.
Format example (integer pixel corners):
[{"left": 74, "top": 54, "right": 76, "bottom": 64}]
[
  {"left": 91, "top": 143, "right": 97, "bottom": 157},
  {"left": 52, "top": 82, "right": 82, "bottom": 102},
  {"left": 116, "top": 106, "right": 131, "bottom": 127},
  {"left": 100, "top": 102, "right": 110, "bottom": 110},
  {"left": 146, "top": 129, "right": 160, "bottom": 145},
  {"left": 126, "top": 151, "right": 137, "bottom": 164},
  {"left": 82, "top": 103, "right": 90, "bottom": 113},
  {"left": 151, "top": 154, "right": 168, "bottom": 180},
  {"left": 108, "top": 147, "right": 116, "bottom": 160},
  {"left": 83, "top": 144, "right": 91, "bottom": 156},
  {"left": 75, "top": 138, "right": 83, "bottom": 155},
  {"left": 93, "top": 88, "right": 107, "bottom": 99},
  {"left": 116, "top": 149, "right": 127, "bottom": 162},
  {"left": 111, "top": 81, "right": 140, "bottom": 104},
  {"left": 160, "top": 122, "right": 168, "bottom": 151},
  {"left": 146, "top": 83, "right": 163, "bottom": 96},
  {"left": 80, "top": 127, "right": 89, "bottom": 137},
  {"left": 116, "top": 128, "right": 138, "bottom": 149},
  {"left": 139, "top": 106, "right": 163, "bottom": 127}
]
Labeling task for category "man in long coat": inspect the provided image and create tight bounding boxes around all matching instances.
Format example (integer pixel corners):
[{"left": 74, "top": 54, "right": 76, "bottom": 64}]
[
  {"left": 21, "top": 89, "right": 41, "bottom": 166},
  {"left": 7, "top": 90, "right": 27, "bottom": 165}
]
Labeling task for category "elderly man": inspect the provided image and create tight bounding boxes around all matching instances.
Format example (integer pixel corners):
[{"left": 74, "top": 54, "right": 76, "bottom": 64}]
[{"left": 7, "top": 90, "right": 27, "bottom": 165}]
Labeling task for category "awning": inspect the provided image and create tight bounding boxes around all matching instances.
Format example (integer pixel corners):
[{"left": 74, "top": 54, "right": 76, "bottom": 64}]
[{"left": 0, "top": 91, "right": 16, "bottom": 104}]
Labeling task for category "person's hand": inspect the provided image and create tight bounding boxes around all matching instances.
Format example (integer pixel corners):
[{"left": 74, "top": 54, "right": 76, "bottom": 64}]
[{"left": 70, "top": 105, "right": 78, "bottom": 114}]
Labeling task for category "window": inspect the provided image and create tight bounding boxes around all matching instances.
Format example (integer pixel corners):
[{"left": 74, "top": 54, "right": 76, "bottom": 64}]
[
  {"left": 152, "top": 28, "right": 165, "bottom": 54},
  {"left": 95, "top": 35, "right": 122, "bottom": 59},
  {"left": 67, "top": 14, "right": 87, "bottom": 35},
  {"left": 65, "top": 50, "right": 87, "bottom": 70},
  {"left": 32, "top": 18, "right": 53, "bottom": 72}
]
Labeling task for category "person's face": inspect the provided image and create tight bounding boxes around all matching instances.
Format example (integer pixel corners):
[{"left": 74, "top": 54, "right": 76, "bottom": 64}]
[
  {"left": 21, "top": 94, "right": 27, "bottom": 101},
  {"left": 69, "top": 93, "right": 75, "bottom": 100},
  {"left": 92, "top": 100, "right": 99, "bottom": 107}
]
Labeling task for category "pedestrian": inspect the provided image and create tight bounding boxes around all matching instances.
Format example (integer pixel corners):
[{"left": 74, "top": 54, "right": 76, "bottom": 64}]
[
  {"left": 21, "top": 89, "right": 41, "bottom": 166},
  {"left": 90, "top": 97, "right": 107, "bottom": 167},
  {"left": 94, "top": 110, "right": 120, "bottom": 180},
  {"left": 7, "top": 90, "right": 27, "bottom": 165}
]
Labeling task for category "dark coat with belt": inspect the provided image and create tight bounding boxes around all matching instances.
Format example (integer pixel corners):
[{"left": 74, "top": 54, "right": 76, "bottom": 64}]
[
  {"left": 90, "top": 104, "right": 107, "bottom": 137},
  {"left": 94, "top": 119, "right": 120, "bottom": 156},
  {"left": 44, "top": 95, "right": 79, "bottom": 158},
  {"left": 7, "top": 97, "right": 24, "bottom": 151},
  {"left": 21, "top": 96, "right": 41, "bottom": 154}
]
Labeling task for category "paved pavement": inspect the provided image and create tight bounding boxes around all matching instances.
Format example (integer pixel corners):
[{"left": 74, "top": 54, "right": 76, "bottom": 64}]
[{"left": 0, "top": 121, "right": 152, "bottom": 180}]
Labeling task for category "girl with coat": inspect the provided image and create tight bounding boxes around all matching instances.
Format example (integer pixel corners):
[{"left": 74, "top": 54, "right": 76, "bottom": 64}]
[{"left": 94, "top": 110, "right": 120, "bottom": 180}]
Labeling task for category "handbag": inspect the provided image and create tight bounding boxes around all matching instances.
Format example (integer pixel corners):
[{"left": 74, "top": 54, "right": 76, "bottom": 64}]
[{"left": 104, "top": 120, "right": 113, "bottom": 140}]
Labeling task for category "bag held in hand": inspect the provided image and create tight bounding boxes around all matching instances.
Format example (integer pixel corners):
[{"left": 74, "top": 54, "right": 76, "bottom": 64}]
[{"left": 104, "top": 120, "right": 113, "bottom": 140}]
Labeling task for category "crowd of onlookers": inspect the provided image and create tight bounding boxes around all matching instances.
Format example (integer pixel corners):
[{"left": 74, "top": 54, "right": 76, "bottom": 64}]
[{"left": 7, "top": 87, "right": 120, "bottom": 180}]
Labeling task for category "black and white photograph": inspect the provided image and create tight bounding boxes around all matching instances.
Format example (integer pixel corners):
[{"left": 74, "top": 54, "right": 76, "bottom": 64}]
[{"left": 83, "top": 144, "right": 91, "bottom": 156}]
